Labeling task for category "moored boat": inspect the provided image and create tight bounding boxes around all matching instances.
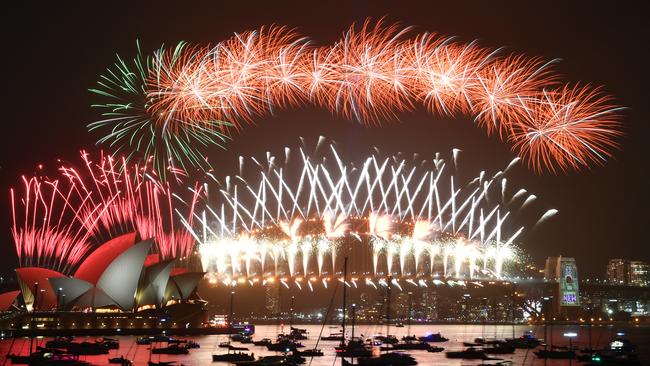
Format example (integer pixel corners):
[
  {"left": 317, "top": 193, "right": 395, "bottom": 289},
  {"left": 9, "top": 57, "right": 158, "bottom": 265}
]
[
  {"left": 534, "top": 348, "right": 575, "bottom": 359},
  {"left": 427, "top": 346, "right": 444, "bottom": 353},
  {"left": 252, "top": 338, "right": 272, "bottom": 346},
  {"left": 384, "top": 341, "right": 432, "bottom": 351},
  {"left": 108, "top": 355, "right": 132, "bottom": 365},
  {"left": 505, "top": 331, "right": 542, "bottom": 349},
  {"left": 266, "top": 339, "right": 302, "bottom": 352},
  {"left": 446, "top": 347, "right": 489, "bottom": 359},
  {"left": 212, "top": 352, "right": 255, "bottom": 362},
  {"left": 45, "top": 337, "right": 74, "bottom": 349},
  {"left": 233, "top": 355, "right": 303, "bottom": 366},
  {"left": 320, "top": 331, "right": 344, "bottom": 341},
  {"left": 483, "top": 343, "right": 515, "bottom": 354},
  {"left": 65, "top": 341, "right": 111, "bottom": 355},
  {"left": 151, "top": 344, "right": 189, "bottom": 355},
  {"left": 418, "top": 332, "right": 449, "bottom": 343},
  {"left": 345, "top": 352, "right": 417, "bottom": 366},
  {"left": 373, "top": 334, "right": 399, "bottom": 344},
  {"left": 335, "top": 338, "right": 372, "bottom": 358},
  {"left": 295, "top": 348, "right": 323, "bottom": 357}
]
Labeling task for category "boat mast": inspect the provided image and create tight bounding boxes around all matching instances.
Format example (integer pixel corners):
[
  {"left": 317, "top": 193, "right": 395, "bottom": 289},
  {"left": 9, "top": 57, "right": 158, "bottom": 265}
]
[
  {"left": 228, "top": 290, "right": 235, "bottom": 352},
  {"left": 341, "top": 257, "right": 348, "bottom": 347},
  {"left": 386, "top": 276, "right": 391, "bottom": 339},
  {"left": 276, "top": 282, "right": 281, "bottom": 334},
  {"left": 407, "top": 291, "right": 412, "bottom": 338},
  {"left": 493, "top": 297, "right": 498, "bottom": 339},
  {"left": 351, "top": 303, "right": 356, "bottom": 341},
  {"left": 289, "top": 296, "right": 295, "bottom": 330},
  {"left": 511, "top": 282, "right": 516, "bottom": 340}
]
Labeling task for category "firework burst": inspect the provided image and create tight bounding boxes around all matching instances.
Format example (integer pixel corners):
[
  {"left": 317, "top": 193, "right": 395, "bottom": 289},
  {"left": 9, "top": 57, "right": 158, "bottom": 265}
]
[
  {"left": 10, "top": 176, "right": 102, "bottom": 273},
  {"left": 181, "top": 140, "right": 554, "bottom": 287},
  {"left": 510, "top": 85, "right": 624, "bottom": 173},
  {"left": 89, "top": 41, "right": 231, "bottom": 179},
  {"left": 91, "top": 19, "right": 623, "bottom": 175},
  {"left": 10, "top": 151, "right": 200, "bottom": 272},
  {"left": 59, "top": 151, "right": 200, "bottom": 259}
]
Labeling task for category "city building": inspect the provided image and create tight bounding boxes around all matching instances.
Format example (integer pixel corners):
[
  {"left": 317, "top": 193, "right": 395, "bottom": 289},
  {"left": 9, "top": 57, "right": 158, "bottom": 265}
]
[
  {"left": 606, "top": 259, "right": 649, "bottom": 287},
  {"left": 264, "top": 286, "right": 279, "bottom": 315},
  {"left": 394, "top": 292, "right": 410, "bottom": 319},
  {"left": 419, "top": 290, "right": 438, "bottom": 320},
  {"left": 629, "top": 261, "right": 650, "bottom": 287},
  {"left": 607, "top": 259, "right": 629, "bottom": 285}
]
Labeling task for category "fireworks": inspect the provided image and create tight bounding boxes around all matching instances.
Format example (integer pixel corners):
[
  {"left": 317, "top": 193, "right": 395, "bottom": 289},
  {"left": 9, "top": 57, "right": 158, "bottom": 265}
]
[
  {"left": 59, "top": 151, "right": 199, "bottom": 259},
  {"left": 89, "top": 41, "right": 231, "bottom": 179},
  {"left": 91, "top": 19, "right": 622, "bottom": 175},
  {"left": 10, "top": 176, "right": 101, "bottom": 273},
  {"left": 10, "top": 151, "right": 199, "bottom": 273},
  {"left": 182, "top": 141, "right": 554, "bottom": 287}
]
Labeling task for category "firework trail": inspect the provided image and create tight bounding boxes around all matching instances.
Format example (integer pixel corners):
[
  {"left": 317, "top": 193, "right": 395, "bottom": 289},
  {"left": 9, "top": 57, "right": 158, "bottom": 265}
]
[
  {"left": 181, "top": 140, "right": 555, "bottom": 287},
  {"left": 10, "top": 175, "right": 103, "bottom": 274},
  {"left": 10, "top": 151, "right": 200, "bottom": 272},
  {"left": 91, "top": 19, "right": 622, "bottom": 176},
  {"left": 59, "top": 151, "right": 200, "bottom": 259}
]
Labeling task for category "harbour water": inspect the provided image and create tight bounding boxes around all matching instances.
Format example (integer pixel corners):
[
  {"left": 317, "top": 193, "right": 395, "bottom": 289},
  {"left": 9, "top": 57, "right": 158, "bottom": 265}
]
[{"left": 1, "top": 324, "right": 648, "bottom": 365}]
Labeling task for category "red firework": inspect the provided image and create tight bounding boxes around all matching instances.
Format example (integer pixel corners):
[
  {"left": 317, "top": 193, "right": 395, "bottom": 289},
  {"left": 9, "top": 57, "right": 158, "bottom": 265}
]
[
  {"left": 59, "top": 151, "right": 199, "bottom": 259},
  {"left": 471, "top": 54, "right": 560, "bottom": 137},
  {"left": 140, "top": 19, "right": 622, "bottom": 173},
  {"left": 10, "top": 152, "right": 201, "bottom": 272},
  {"left": 10, "top": 176, "right": 101, "bottom": 273},
  {"left": 509, "top": 85, "right": 623, "bottom": 173}
]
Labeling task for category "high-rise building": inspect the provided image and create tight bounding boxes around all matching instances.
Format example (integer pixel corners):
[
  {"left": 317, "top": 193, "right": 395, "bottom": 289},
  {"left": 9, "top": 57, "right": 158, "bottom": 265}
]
[
  {"left": 629, "top": 261, "right": 650, "bottom": 287},
  {"left": 394, "top": 292, "right": 410, "bottom": 318},
  {"left": 264, "top": 286, "right": 279, "bottom": 315},
  {"left": 420, "top": 290, "right": 438, "bottom": 320},
  {"left": 607, "top": 259, "right": 629, "bottom": 285}
]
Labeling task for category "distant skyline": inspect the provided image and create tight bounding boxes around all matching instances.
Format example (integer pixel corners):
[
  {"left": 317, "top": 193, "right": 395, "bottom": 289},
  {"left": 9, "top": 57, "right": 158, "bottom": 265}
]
[{"left": 2, "top": 1, "right": 649, "bottom": 277}]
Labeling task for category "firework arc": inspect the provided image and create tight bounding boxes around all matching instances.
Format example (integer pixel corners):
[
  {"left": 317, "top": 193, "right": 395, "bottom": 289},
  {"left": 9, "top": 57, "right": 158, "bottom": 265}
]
[{"left": 92, "top": 19, "right": 622, "bottom": 176}]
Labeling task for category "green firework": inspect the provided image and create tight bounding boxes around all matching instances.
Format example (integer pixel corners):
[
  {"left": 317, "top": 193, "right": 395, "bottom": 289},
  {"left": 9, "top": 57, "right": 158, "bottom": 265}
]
[{"left": 89, "top": 41, "right": 231, "bottom": 180}]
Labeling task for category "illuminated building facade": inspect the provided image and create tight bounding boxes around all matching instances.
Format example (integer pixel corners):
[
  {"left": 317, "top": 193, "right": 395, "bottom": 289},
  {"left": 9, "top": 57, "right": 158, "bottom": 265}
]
[
  {"left": 629, "top": 261, "right": 650, "bottom": 287},
  {"left": 606, "top": 259, "right": 649, "bottom": 287},
  {"left": 607, "top": 259, "right": 629, "bottom": 285}
]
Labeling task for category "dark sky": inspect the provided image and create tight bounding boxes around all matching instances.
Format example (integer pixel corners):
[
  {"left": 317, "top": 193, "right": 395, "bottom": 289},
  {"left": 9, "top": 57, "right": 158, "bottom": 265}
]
[{"left": 2, "top": 1, "right": 648, "bottom": 278}]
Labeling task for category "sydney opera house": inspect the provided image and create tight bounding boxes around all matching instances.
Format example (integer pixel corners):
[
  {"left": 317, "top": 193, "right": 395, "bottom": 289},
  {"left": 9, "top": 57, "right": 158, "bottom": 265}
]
[{"left": 0, "top": 233, "right": 211, "bottom": 335}]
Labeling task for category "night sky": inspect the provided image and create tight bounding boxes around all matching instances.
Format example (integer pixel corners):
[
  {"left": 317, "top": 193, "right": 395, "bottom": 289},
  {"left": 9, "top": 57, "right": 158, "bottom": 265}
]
[{"left": 2, "top": 1, "right": 648, "bottom": 278}]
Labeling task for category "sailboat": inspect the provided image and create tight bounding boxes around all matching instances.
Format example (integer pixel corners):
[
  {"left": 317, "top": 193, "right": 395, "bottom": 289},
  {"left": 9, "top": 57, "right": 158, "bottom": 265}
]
[
  {"left": 334, "top": 258, "right": 373, "bottom": 359},
  {"left": 285, "top": 296, "right": 322, "bottom": 357},
  {"left": 390, "top": 292, "right": 440, "bottom": 352},
  {"left": 345, "top": 352, "right": 418, "bottom": 366},
  {"left": 352, "top": 276, "right": 418, "bottom": 365},
  {"left": 321, "top": 327, "right": 345, "bottom": 342},
  {"left": 212, "top": 291, "right": 255, "bottom": 362},
  {"left": 6, "top": 283, "right": 91, "bottom": 365},
  {"left": 266, "top": 291, "right": 304, "bottom": 352}
]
